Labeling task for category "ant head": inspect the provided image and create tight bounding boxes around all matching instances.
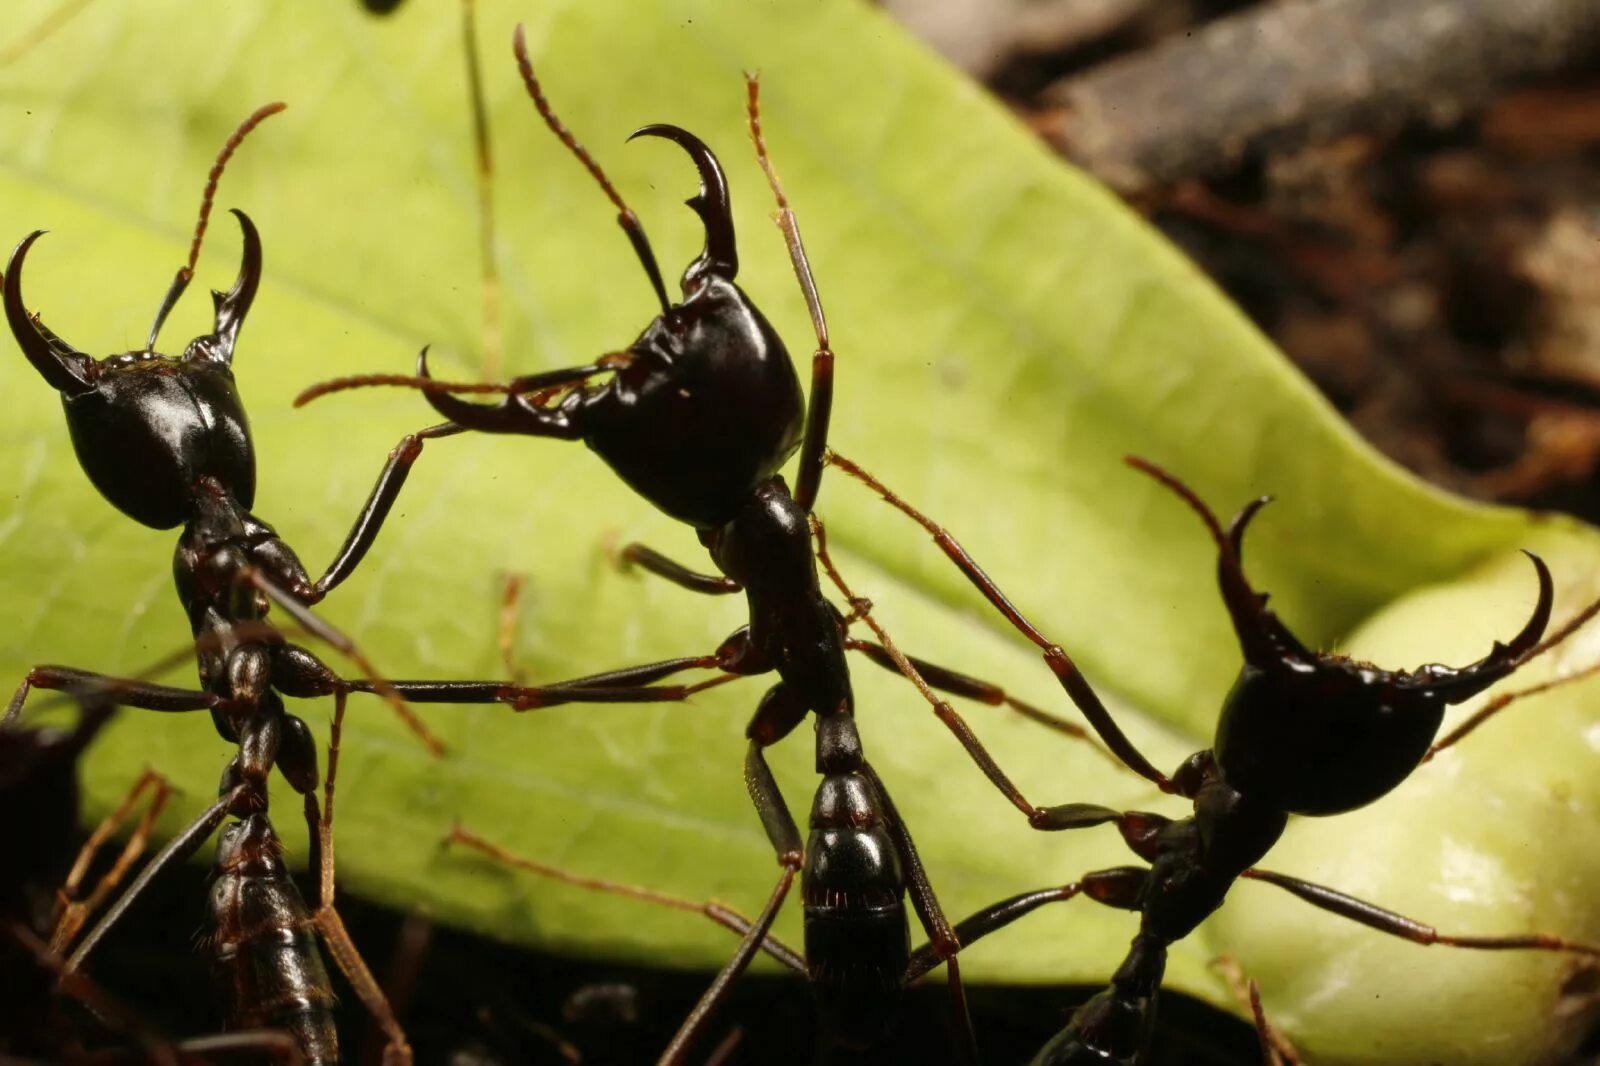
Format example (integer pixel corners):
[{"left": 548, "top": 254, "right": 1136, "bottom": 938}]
[
  {"left": 407, "top": 122, "right": 804, "bottom": 530},
  {"left": 580, "top": 124, "right": 803, "bottom": 527},
  {"left": 4, "top": 211, "right": 262, "bottom": 529},
  {"left": 1131, "top": 458, "right": 1553, "bottom": 816}
]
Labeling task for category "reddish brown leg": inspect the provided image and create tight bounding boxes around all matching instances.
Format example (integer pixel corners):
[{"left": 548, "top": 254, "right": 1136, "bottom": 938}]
[
  {"left": 50, "top": 768, "right": 176, "bottom": 953},
  {"left": 1211, "top": 955, "right": 1302, "bottom": 1066},
  {"left": 905, "top": 866, "right": 1145, "bottom": 981},
  {"left": 1244, "top": 867, "right": 1600, "bottom": 956},
  {"left": 305, "top": 690, "right": 414, "bottom": 1066},
  {"left": 658, "top": 741, "right": 805, "bottom": 1065},
  {"left": 498, "top": 572, "right": 529, "bottom": 685},
  {"left": 241, "top": 565, "right": 445, "bottom": 756},
  {"left": 510, "top": 23, "right": 671, "bottom": 313},
  {"left": 443, "top": 824, "right": 804, "bottom": 973},
  {"left": 66, "top": 785, "right": 247, "bottom": 972},
  {"left": 812, "top": 516, "right": 1129, "bottom": 831},
  {"left": 825, "top": 450, "right": 1176, "bottom": 791},
  {"left": 844, "top": 637, "right": 1127, "bottom": 772},
  {"left": 703, "top": 1026, "right": 745, "bottom": 1066},
  {"left": 617, "top": 542, "right": 742, "bottom": 595},
  {"left": 745, "top": 75, "right": 834, "bottom": 513}
]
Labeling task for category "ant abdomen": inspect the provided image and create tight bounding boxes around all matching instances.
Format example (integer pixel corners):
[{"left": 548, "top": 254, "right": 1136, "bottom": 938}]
[
  {"left": 208, "top": 814, "right": 338, "bottom": 1065},
  {"left": 803, "top": 771, "right": 910, "bottom": 1049}
]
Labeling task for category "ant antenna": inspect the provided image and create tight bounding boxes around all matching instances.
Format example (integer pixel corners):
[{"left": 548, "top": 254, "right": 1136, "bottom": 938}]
[
  {"left": 146, "top": 101, "right": 287, "bottom": 352},
  {"left": 511, "top": 23, "right": 672, "bottom": 316},
  {"left": 1124, "top": 456, "right": 1312, "bottom": 665}
]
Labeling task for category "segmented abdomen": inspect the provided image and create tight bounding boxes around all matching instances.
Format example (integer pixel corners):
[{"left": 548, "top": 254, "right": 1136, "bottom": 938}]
[
  {"left": 208, "top": 814, "right": 337, "bottom": 1065},
  {"left": 803, "top": 771, "right": 910, "bottom": 1050}
]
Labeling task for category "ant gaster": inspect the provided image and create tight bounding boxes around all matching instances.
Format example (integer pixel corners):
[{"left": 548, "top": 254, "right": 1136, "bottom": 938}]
[
  {"left": 828, "top": 453, "right": 1600, "bottom": 1064},
  {"left": 3, "top": 102, "right": 434, "bottom": 1065}
]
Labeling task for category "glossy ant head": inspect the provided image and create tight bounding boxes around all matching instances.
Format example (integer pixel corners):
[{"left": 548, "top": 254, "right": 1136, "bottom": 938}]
[
  {"left": 1132, "top": 459, "right": 1553, "bottom": 816},
  {"left": 4, "top": 211, "right": 263, "bottom": 530},
  {"left": 418, "top": 123, "right": 804, "bottom": 531},
  {"left": 3, "top": 103, "right": 282, "bottom": 531},
  {"left": 302, "top": 29, "right": 805, "bottom": 531}
]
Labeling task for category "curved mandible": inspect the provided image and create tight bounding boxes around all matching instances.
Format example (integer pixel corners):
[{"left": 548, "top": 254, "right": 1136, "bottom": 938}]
[
  {"left": 4, "top": 231, "right": 94, "bottom": 395},
  {"left": 629, "top": 123, "right": 738, "bottom": 281},
  {"left": 1422, "top": 550, "right": 1555, "bottom": 702},
  {"left": 1126, "top": 457, "right": 1311, "bottom": 667},
  {"left": 206, "top": 209, "right": 264, "bottom": 365}
]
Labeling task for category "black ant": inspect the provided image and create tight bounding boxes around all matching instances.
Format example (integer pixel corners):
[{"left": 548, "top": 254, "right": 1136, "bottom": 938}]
[
  {"left": 0, "top": 101, "right": 477, "bottom": 1065},
  {"left": 821, "top": 452, "right": 1600, "bottom": 1064},
  {"left": 294, "top": 30, "right": 1127, "bottom": 1062}
]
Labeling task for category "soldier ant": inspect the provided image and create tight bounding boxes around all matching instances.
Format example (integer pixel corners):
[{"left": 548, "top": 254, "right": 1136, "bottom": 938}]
[
  {"left": 294, "top": 29, "right": 1130, "bottom": 1061},
  {"left": 0, "top": 100, "right": 475, "bottom": 1064},
  {"left": 822, "top": 452, "right": 1600, "bottom": 1063}
]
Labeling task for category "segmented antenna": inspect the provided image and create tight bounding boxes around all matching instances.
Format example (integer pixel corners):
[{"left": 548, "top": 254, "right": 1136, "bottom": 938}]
[
  {"left": 511, "top": 23, "right": 671, "bottom": 315},
  {"left": 147, "top": 101, "right": 287, "bottom": 351}
]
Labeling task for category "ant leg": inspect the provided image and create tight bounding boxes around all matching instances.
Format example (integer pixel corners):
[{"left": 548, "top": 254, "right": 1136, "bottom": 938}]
[
  {"left": 50, "top": 769, "right": 176, "bottom": 953},
  {"left": 241, "top": 565, "right": 445, "bottom": 756},
  {"left": 302, "top": 690, "right": 414, "bottom": 1066},
  {"left": 510, "top": 24, "right": 671, "bottom": 313},
  {"left": 659, "top": 741, "right": 805, "bottom": 1065},
  {"left": 904, "top": 867, "right": 1147, "bottom": 981},
  {"left": 704, "top": 1027, "right": 745, "bottom": 1066},
  {"left": 304, "top": 422, "right": 467, "bottom": 601},
  {"left": 65, "top": 785, "right": 248, "bottom": 972},
  {"left": 1243, "top": 868, "right": 1600, "bottom": 956},
  {"left": 616, "top": 543, "right": 743, "bottom": 596},
  {"left": 1210, "top": 956, "right": 1303, "bottom": 1066},
  {"left": 825, "top": 451, "right": 1175, "bottom": 791},
  {"left": 6, "top": 666, "right": 218, "bottom": 725},
  {"left": 5, "top": 920, "right": 187, "bottom": 1066},
  {"left": 459, "top": 0, "right": 501, "bottom": 380},
  {"left": 498, "top": 572, "right": 529, "bottom": 683},
  {"left": 845, "top": 637, "right": 1127, "bottom": 772},
  {"left": 812, "top": 517, "right": 1137, "bottom": 830},
  {"left": 745, "top": 75, "right": 833, "bottom": 512},
  {"left": 169, "top": 1031, "right": 306, "bottom": 1064},
  {"left": 861, "top": 763, "right": 977, "bottom": 1063},
  {"left": 443, "top": 824, "right": 805, "bottom": 972}
]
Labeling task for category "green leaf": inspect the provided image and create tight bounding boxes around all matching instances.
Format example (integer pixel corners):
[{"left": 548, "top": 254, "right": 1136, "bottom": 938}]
[{"left": 1, "top": 1, "right": 1596, "bottom": 1062}]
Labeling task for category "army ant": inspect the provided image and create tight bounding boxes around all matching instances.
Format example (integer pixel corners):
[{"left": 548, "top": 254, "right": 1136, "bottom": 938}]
[
  {"left": 0, "top": 101, "right": 461, "bottom": 1064},
  {"left": 293, "top": 27, "right": 1137, "bottom": 1062},
  {"left": 825, "top": 451, "right": 1600, "bottom": 1063}
]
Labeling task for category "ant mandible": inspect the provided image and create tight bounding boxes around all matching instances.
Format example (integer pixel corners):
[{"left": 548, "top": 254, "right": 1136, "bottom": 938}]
[{"left": 823, "top": 452, "right": 1600, "bottom": 1063}]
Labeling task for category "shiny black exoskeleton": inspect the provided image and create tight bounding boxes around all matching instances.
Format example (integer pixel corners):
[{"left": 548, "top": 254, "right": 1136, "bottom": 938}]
[
  {"left": 848, "top": 457, "right": 1599, "bottom": 1065},
  {"left": 296, "top": 48, "right": 980, "bottom": 1063},
  {"left": 2, "top": 108, "right": 437, "bottom": 1059}
]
